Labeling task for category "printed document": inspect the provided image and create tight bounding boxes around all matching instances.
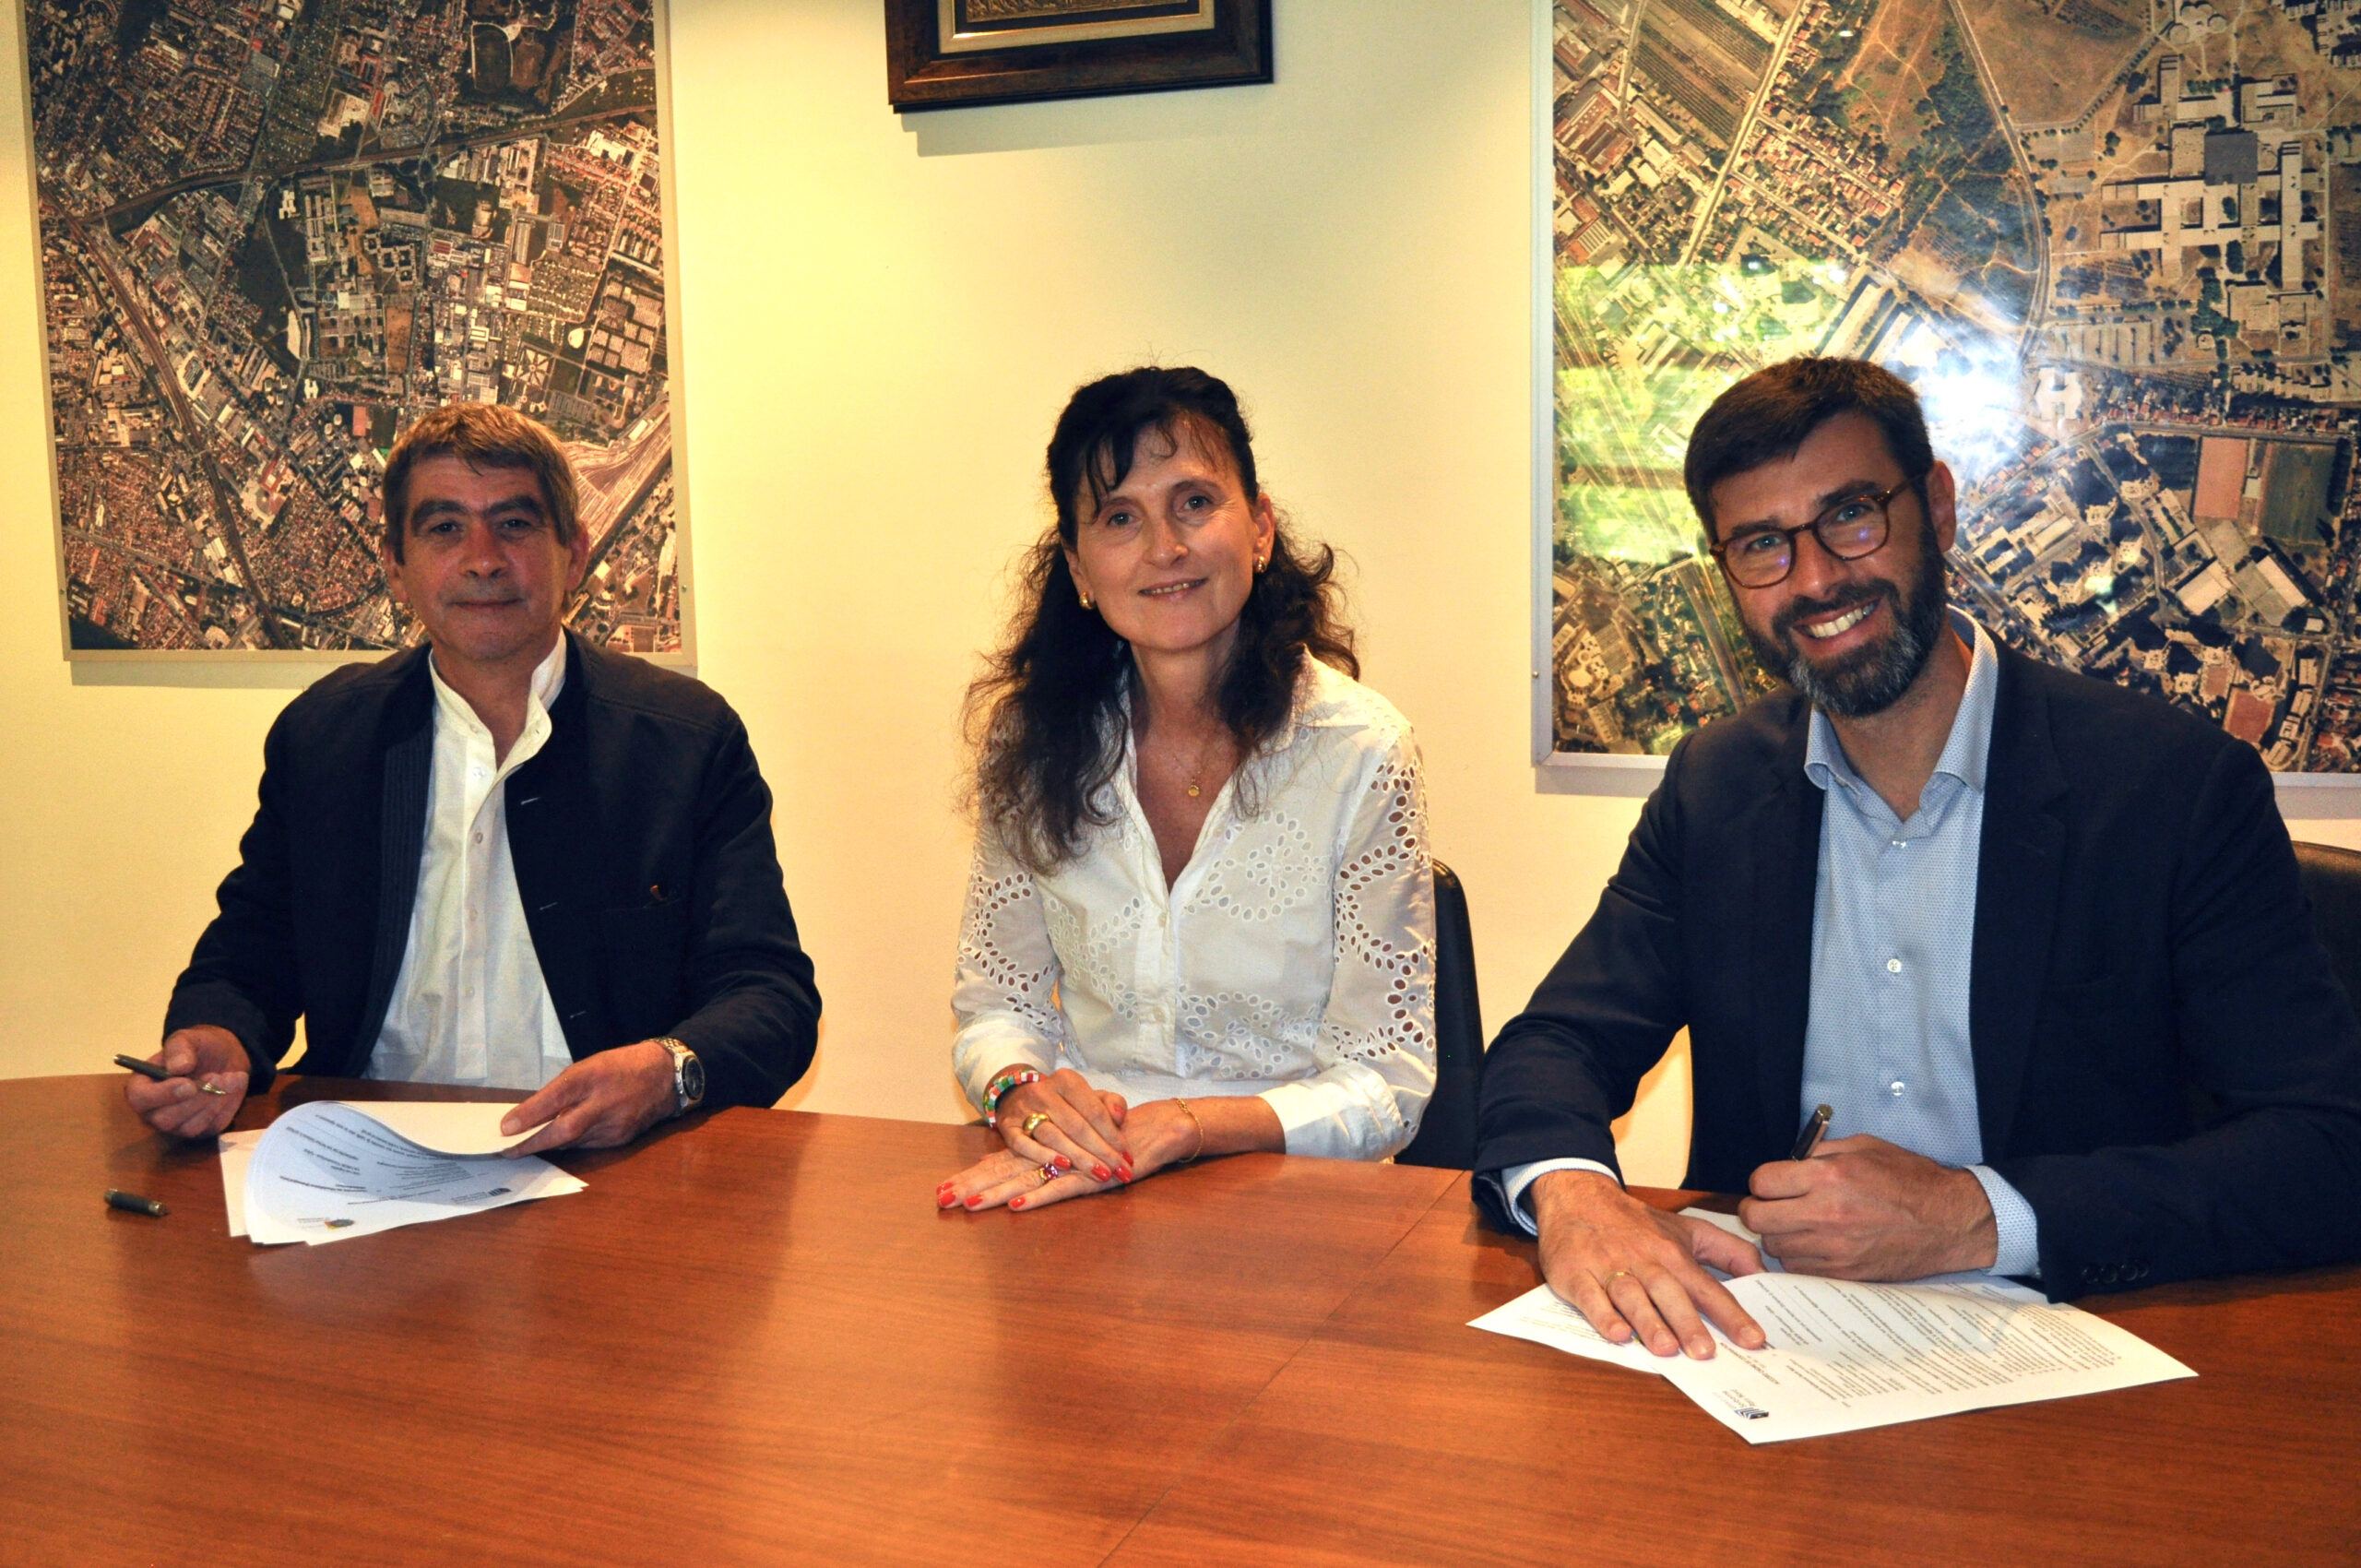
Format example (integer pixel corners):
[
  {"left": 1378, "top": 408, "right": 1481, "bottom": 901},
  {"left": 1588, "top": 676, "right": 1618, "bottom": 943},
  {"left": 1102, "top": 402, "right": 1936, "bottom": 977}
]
[
  {"left": 1654, "top": 1272, "right": 2194, "bottom": 1442},
  {"left": 1470, "top": 1208, "right": 2193, "bottom": 1442},
  {"left": 228, "top": 1099, "right": 586, "bottom": 1245}
]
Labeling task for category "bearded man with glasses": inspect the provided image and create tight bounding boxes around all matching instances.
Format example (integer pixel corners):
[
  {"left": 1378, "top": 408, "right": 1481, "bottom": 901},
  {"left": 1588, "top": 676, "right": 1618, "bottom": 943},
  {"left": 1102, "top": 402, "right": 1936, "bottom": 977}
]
[{"left": 1475, "top": 356, "right": 2361, "bottom": 1360}]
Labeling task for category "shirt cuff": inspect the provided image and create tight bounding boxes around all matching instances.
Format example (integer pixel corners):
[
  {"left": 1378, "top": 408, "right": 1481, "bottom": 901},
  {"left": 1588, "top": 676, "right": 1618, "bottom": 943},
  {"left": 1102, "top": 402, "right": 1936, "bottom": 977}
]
[
  {"left": 1256, "top": 1077, "right": 1407, "bottom": 1161},
  {"left": 955, "top": 1037, "right": 1059, "bottom": 1115},
  {"left": 1495, "top": 1158, "right": 1621, "bottom": 1237},
  {"left": 1969, "top": 1164, "right": 2042, "bottom": 1278}
]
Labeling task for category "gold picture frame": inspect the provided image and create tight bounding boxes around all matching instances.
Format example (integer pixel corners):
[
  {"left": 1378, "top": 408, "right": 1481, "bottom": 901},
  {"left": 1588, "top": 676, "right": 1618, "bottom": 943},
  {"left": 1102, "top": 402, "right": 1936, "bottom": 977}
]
[{"left": 885, "top": 0, "right": 1272, "bottom": 112}]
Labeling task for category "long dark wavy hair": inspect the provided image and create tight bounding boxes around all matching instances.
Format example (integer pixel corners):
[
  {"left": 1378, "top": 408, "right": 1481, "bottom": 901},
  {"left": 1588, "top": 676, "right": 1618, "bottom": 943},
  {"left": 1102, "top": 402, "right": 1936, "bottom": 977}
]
[{"left": 967, "top": 367, "right": 1358, "bottom": 873}]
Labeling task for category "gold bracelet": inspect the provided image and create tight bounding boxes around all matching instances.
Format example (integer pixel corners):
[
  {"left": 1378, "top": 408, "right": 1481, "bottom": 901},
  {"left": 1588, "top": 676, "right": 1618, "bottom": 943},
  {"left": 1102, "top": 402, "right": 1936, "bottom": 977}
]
[{"left": 1174, "top": 1097, "right": 1206, "bottom": 1162}]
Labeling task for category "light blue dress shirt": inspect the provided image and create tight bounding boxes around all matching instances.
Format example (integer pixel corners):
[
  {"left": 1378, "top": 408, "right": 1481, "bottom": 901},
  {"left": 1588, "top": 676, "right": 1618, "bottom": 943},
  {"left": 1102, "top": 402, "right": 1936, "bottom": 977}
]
[{"left": 1505, "top": 612, "right": 2042, "bottom": 1278}]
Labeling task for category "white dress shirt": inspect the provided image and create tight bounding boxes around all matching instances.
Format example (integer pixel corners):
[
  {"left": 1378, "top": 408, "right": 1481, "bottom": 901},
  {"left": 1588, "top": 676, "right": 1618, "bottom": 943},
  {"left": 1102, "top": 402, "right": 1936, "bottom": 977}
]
[
  {"left": 1502, "top": 614, "right": 2040, "bottom": 1277},
  {"left": 367, "top": 636, "right": 574, "bottom": 1092},
  {"left": 953, "top": 660, "right": 1437, "bottom": 1160}
]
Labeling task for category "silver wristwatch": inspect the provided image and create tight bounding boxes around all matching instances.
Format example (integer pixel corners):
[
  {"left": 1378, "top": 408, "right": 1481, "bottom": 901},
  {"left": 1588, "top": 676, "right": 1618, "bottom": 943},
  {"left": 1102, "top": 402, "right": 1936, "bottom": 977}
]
[{"left": 656, "top": 1038, "right": 705, "bottom": 1116}]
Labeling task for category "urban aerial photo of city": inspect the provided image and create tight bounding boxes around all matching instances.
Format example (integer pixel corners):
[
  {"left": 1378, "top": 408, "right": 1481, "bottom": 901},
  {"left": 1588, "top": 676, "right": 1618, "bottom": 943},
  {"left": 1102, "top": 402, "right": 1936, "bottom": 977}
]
[
  {"left": 1548, "top": 0, "right": 2361, "bottom": 771},
  {"left": 31, "top": 0, "right": 683, "bottom": 655}
]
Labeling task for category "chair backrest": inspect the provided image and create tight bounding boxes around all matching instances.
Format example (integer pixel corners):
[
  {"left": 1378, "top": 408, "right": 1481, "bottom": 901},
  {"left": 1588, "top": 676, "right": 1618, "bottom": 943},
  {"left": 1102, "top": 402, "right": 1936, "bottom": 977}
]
[
  {"left": 1396, "top": 858, "right": 1482, "bottom": 1170},
  {"left": 2294, "top": 840, "right": 2361, "bottom": 1011}
]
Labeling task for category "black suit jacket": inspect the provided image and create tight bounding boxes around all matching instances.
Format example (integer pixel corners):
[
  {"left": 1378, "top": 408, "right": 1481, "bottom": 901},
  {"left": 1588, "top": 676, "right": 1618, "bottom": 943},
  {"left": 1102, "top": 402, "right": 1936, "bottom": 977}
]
[
  {"left": 1477, "top": 644, "right": 2361, "bottom": 1296},
  {"left": 163, "top": 635, "right": 821, "bottom": 1111}
]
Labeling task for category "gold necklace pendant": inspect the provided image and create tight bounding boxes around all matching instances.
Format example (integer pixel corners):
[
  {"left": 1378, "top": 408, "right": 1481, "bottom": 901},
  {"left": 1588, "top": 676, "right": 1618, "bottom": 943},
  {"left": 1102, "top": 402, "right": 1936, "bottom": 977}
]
[{"left": 1186, "top": 781, "right": 1202, "bottom": 799}]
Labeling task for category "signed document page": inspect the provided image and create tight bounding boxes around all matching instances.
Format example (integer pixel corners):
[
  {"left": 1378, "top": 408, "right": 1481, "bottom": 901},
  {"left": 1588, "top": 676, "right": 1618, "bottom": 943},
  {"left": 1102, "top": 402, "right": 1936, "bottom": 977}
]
[
  {"left": 1472, "top": 1269, "right": 2193, "bottom": 1443},
  {"left": 1657, "top": 1273, "right": 2196, "bottom": 1443},
  {"left": 238, "top": 1100, "right": 585, "bottom": 1246}
]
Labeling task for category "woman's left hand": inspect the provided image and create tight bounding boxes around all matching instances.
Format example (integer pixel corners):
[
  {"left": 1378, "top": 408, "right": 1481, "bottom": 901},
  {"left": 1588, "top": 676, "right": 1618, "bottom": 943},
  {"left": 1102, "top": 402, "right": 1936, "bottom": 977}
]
[{"left": 939, "top": 1099, "right": 1206, "bottom": 1214}]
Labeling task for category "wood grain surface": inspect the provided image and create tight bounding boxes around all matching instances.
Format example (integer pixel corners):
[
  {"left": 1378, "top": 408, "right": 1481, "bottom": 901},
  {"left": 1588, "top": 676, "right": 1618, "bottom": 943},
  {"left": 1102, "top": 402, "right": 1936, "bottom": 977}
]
[
  {"left": 1109, "top": 1194, "right": 2361, "bottom": 1568},
  {"left": 5, "top": 1075, "right": 2355, "bottom": 1567}
]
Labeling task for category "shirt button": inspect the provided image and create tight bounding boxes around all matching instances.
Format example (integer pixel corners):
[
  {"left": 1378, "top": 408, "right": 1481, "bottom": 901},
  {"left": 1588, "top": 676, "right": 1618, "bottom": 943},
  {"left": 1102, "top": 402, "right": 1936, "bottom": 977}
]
[
  {"left": 1891, "top": 838, "right": 1907, "bottom": 849},
  {"left": 1885, "top": 957, "right": 1903, "bottom": 974},
  {"left": 1889, "top": 1078, "right": 1906, "bottom": 1097},
  {"left": 472, "top": 832, "right": 484, "bottom": 845}
]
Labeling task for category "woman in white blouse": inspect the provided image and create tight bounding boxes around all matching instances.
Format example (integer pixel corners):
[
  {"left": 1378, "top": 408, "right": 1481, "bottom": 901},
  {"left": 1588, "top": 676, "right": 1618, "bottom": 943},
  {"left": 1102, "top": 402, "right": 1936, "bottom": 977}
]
[{"left": 939, "top": 366, "right": 1436, "bottom": 1214}]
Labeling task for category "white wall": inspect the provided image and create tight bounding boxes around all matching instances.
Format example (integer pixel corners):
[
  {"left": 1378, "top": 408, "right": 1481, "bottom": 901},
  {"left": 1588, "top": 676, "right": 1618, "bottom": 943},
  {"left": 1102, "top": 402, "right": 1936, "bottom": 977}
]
[{"left": 3, "top": 0, "right": 2355, "bottom": 1186}]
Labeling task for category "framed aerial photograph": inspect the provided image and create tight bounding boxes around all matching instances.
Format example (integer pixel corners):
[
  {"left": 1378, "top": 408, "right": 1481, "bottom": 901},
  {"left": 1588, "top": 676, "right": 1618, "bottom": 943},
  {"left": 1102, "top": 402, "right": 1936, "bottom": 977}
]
[
  {"left": 30, "top": 0, "right": 693, "bottom": 662},
  {"left": 885, "top": 0, "right": 1273, "bottom": 112},
  {"left": 1532, "top": 0, "right": 2361, "bottom": 805}
]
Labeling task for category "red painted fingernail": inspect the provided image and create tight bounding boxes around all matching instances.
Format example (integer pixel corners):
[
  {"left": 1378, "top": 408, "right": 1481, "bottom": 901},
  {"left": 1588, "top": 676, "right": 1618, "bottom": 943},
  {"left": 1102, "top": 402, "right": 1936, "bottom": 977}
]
[
  {"left": 964, "top": 1194, "right": 982, "bottom": 1208},
  {"left": 1009, "top": 1196, "right": 1026, "bottom": 1209},
  {"left": 1120, "top": 1167, "right": 1134, "bottom": 1182},
  {"left": 1052, "top": 1156, "right": 1072, "bottom": 1171},
  {"left": 1093, "top": 1164, "right": 1111, "bottom": 1181}
]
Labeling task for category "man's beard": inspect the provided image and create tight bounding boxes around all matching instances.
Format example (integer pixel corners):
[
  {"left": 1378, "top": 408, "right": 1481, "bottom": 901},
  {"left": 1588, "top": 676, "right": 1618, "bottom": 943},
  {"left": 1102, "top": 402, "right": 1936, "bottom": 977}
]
[{"left": 1740, "top": 525, "right": 1948, "bottom": 719}]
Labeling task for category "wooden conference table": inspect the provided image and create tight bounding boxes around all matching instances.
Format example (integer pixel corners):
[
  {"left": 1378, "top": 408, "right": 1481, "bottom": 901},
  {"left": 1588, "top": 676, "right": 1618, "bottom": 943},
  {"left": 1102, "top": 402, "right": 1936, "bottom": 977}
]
[{"left": 6, "top": 1075, "right": 2356, "bottom": 1567}]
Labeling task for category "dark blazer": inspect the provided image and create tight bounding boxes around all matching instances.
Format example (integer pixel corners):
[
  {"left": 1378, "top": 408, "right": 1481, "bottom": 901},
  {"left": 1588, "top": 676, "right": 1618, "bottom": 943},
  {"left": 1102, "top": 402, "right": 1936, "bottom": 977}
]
[
  {"left": 163, "top": 635, "right": 821, "bottom": 1111},
  {"left": 1477, "top": 643, "right": 2361, "bottom": 1297}
]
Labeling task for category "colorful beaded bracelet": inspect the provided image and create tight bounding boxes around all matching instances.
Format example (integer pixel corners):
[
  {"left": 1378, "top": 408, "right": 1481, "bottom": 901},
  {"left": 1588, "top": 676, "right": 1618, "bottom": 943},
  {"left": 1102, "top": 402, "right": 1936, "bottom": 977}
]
[{"left": 981, "top": 1069, "right": 1042, "bottom": 1127}]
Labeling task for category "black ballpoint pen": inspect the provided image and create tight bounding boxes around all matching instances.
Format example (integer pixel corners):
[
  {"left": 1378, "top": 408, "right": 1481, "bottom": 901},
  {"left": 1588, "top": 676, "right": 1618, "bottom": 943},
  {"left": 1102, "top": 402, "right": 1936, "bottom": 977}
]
[
  {"left": 104, "top": 1189, "right": 169, "bottom": 1218},
  {"left": 1791, "top": 1103, "right": 1833, "bottom": 1161},
  {"left": 113, "top": 1052, "right": 227, "bottom": 1096}
]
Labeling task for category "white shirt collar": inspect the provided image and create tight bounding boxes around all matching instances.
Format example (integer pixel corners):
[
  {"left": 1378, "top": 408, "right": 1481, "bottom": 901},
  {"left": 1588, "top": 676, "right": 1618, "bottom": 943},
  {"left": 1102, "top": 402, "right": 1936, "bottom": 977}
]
[{"left": 427, "top": 633, "right": 569, "bottom": 746}]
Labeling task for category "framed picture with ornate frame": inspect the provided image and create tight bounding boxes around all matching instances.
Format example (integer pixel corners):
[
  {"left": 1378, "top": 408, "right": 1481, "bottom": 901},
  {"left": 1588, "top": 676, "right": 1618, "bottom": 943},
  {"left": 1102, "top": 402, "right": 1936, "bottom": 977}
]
[{"left": 885, "top": 1, "right": 1273, "bottom": 112}]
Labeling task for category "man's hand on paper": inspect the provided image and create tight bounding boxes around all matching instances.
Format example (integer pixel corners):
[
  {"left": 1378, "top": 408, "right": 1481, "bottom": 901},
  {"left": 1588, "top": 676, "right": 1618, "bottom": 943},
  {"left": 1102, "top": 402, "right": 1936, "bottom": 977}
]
[
  {"left": 1740, "top": 1134, "right": 1999, "bottom": 1279},
  {"left": 500, "top": 1040, "right": 676, "bottom": 1157},
  {"left": 125, "top": 1026, "right": 249, "bottom": 1139},
  {"left": 1530, "top": 1169, "right": 1769, "bottom": 1360}
]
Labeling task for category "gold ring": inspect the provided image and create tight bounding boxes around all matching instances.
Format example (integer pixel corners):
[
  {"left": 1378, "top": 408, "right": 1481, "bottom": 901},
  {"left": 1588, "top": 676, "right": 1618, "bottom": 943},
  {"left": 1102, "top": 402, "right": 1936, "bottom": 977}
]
[
  {"left": 1601, "top": 1269, "right": 1633, "bottom": 1288},
  {"left": 1036, "top": 1162, "right": 1058, "bottom": 1185},
  {"left": 1022, "top": 1111, "right": 1052, "bottom": 1138}
]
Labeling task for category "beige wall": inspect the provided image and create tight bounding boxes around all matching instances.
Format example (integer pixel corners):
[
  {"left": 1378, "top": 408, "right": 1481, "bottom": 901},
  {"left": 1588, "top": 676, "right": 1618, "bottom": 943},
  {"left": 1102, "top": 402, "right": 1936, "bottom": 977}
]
[{"left": 3, "top": 0, "right": 2355, "bottom": 1186}]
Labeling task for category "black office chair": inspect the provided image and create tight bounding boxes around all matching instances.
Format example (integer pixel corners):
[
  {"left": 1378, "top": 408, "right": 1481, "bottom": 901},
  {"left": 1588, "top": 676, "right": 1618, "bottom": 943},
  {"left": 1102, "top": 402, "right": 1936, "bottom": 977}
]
[
  {"left": 2294, "top": 840, "right": 2361, "bottom": 1010},
  {"left": 1396, "top": 858, "right": 1483, "bottom": 1170}
]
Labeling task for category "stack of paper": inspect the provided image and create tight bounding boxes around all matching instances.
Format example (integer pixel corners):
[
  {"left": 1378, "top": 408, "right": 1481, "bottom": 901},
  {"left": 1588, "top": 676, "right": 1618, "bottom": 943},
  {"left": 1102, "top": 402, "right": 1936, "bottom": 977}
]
[
  {"left": 219, "top": 1100, "right": 587, "bottom": 1246},
  {"left": 1471, "top": 1209, "right": 2194, "bottom": 1443}
]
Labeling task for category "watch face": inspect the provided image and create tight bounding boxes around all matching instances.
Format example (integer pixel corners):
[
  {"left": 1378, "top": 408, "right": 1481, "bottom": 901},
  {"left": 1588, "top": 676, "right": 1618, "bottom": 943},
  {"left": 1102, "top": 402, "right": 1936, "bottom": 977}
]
[{"left": 681, "top": 1051, "right": 706, "bottom": 1106}]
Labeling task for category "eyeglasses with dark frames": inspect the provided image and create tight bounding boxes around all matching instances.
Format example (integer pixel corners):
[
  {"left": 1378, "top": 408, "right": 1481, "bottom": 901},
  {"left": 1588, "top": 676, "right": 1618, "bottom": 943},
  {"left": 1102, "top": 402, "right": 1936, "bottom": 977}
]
[{"left": 1708, "top": 481, "right": 1913, "bottom": 588}]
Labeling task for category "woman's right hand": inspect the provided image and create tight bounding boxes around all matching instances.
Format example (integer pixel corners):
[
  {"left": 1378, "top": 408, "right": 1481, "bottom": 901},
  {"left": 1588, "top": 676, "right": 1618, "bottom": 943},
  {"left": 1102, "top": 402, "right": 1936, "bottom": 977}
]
[
  {"left": 940, "top": 1097, "right": 1203, "bottom": 1214},
  {"left": 991, "top": 1066, "right": 1133, "bottom": 1183}
]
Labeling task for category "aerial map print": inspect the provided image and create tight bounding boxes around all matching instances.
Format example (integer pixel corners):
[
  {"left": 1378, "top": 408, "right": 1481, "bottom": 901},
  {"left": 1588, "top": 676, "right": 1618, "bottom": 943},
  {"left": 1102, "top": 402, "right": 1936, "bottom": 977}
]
[
  {"left": 31, "top": 0, "right": 684, "bottom": 656},
  {"left": 1548, "top": 0, "right": 2361, "bottom": 770}
]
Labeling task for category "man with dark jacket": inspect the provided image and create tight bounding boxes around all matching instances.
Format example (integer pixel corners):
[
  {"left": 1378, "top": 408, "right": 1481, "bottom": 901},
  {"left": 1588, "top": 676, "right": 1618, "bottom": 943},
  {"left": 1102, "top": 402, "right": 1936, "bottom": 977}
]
[
  {"left": 1478, "top": 358, "right": 2361, "bottom": 1360},
  {"left": 129, "top": 405, "right": 819, "bottom": 1155}
]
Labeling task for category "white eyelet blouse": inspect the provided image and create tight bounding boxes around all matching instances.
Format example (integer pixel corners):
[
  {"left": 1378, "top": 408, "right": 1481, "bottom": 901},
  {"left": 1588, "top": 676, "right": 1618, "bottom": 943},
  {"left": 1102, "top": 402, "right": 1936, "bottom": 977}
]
[{"left": 953, "top": 659, "right": 1438, "bottom": 1160}]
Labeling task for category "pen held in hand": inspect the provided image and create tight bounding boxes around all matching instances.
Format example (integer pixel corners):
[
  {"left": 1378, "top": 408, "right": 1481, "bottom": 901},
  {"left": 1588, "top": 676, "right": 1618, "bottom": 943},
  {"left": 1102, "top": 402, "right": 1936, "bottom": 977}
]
[
  {"left": 1791, "top": 1103, "right": 1833, "bottom": 1161},
  {"left": 113, "top": 1053, "right": 227, "bottom": 1096}
]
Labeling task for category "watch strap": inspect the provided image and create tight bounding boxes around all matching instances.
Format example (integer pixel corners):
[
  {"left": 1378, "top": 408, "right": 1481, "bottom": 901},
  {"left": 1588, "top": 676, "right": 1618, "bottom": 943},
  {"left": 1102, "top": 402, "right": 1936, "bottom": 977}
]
[{"left": 655, "top": 1038, "right": 700, "bottom": 1116}]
